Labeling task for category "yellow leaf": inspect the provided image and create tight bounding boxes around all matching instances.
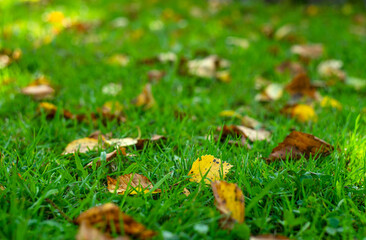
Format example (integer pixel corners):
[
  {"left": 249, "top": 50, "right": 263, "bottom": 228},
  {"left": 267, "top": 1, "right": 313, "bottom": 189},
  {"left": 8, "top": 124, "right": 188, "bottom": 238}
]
[
  {"left": 292, "top": 104, "right": 317, "bottom": 122},
  {"left": 282, "top": 104, "right": 317, "bottom": 122},
  {"left": 46, "top": 11, "right": 65, "bottom": 25},
  {"left": 219, "top": 110, "right": 241, "bottom": 118},
  {"left": 320, "top": 96, "right": 342, "bottom": 110},
  {"left": 188, "top": 155, "right": 233, "bottom": 184},
  {"left": 62, "top": 138, "right": 101, "bottom": 155},
  {"left": 211, "top": 181, "right": 245, "bottom": 229},
  {"left": 106, "top": 138, "right": 138, "bottom": 148}
]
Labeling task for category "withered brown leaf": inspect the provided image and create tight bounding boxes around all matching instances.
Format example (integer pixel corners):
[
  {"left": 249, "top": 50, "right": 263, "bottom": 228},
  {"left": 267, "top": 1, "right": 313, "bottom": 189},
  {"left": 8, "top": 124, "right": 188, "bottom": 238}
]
[
  {"left": 107, "top": 174, "right": 160, "bottom": 195},
  {"left": 75, "top": 203, "right": 156, "bottom": 240},
  {"left": 267, "top": 131, "right": 333, "bottom": 162}
]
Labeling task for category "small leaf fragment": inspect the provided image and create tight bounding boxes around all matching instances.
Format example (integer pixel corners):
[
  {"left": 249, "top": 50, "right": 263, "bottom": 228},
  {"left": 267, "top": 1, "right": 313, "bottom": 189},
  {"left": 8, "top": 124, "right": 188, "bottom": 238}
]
[{"left": 281, "top": 104, "right": 317, "bottom": 122}]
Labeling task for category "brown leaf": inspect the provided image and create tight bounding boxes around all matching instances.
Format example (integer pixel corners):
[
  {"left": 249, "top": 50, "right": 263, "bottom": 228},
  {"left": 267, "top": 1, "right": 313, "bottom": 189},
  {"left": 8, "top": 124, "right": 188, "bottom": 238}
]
[
  {"left": 250, "top": 234, "right": 290, "bottom": 240},
  {"left": 107, "top": 174, "right": 160, "bottom": 195},
  {"left": 220, "top": 125, "right": 271, "bottom": 142},
  {"left": 75, "top": 203, "right": 156, "bottom": 240},
  {"left": 132, "top": 83, "right": 156, "bottom": 109},
  {"left": 291, "top": 44, "right": 324, "bottom": 60},
  {"left": 267, "top": 131, "right": 333, "bottom": 161},
  {"left": 211, "top": 181, "right": 245, "bottom": 230},
  {"left": 186, "top": 55, "right": 230, "bottom": 79},
  {"left": 285, "top": 73, "right": 318, "bottom": 100}
]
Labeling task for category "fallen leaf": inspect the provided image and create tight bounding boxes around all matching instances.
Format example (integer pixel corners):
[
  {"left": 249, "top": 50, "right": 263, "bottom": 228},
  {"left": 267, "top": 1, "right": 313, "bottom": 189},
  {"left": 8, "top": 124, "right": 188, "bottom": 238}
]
[
  {"left": 0, "top": 54, "right": 11, "bottom": 69},
  {"left": 281, "top": 104, "right": 317, "bottom": 122},
  {"left": 21, "top": 84, "right": 55, "bottom": 100},
  {"left": 132, "top": 83, "right": 156, "bottom": 109},
  {"left": 346, "top": 77, "right": 366, "bottom": 90},
  {"left": 276, "top": 61, "right": 306, "bottom": 77},
  {"left": 37, "top": 102, "right": 74, "bottom": 120},
  {"left": 86, "top": 147, "right": 126, "bottom": 168},
  {"left": 75, "top": 203, "right": 156, "bottom": 239},
  {"left": 317, "top": 59, "right": 346, "bottom": 82},
  {"left": 291, "top": 44, "right": 323, "bottom": 60},
  {"left": 188, "top": 155, "right": 233, "bottom": 184},
  {"left": 107, "top": 174, "right": 160, "bottom": 195},
  {"left": 77, "top": 221, "right": 120, "bottom": 240},
  {"left": 274, "top": 24, "right": 295, "bottom": 41},
  {"left": 220, "top": 125, "right": 271, "bottom": 142},
  {"left": 63, "top": 138, "right": 101, "bottom": 155},
  {"left": 320, "top": 96, "right": 342, "bottom": 110},
  {"left": 182, "top": 188, "right": 190, "bottom": 197},
  {"left": 186, "top": 55, "right": 230, "bottom": 79},
  {"left": 211, "top": 181, "right": 245, "bottom": 230},
  {"left": 250, "top": 234, "right": 289, "bottom": 240},
  {"left": 98, "top": 101, "right": 126, "bottom": 122},
  {"left": 106, "top": 54, "right": 129, "bottom": 66},
  {"left": 285, "top": 73, "right": 318, "bottom": 100},
  {"left": 226, "top": 36, "right": 250, "bottom": 49},
  {"left": 147, "top": 70, "right": 165, "bottom": 83},
  {"left": 106, "top": 138, "right": 138, "bottom": 148},
  {"left": 157, "top": 52, "right": 177, "bottom": 63},
  {"left": 136, "top": 135, "right": 166, "bottom": 150},
  {"left": 102, "top": 83, "right": 122, "bottom": 96},
  {"left": 267, "top": 131, "right": 333, "bottom": 161},
  {"left": 88, "top": 130, "right": 112, "bottom": 141},
  {"left": 241, "top": 116, "right": 262, "bottom": 129},
  {"left": 255, "top": 83, "right": 284, "bottom": 102},
  {"left": 219, "top": 110, "right": 241, "bottom": 118},
  {"left": 45, "top": 11, "right": 65, "bottom": 25}
]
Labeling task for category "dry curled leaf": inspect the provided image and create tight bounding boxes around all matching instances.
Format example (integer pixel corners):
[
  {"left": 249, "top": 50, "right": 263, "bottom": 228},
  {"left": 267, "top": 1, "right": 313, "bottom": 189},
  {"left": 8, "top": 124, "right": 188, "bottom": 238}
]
[
  {"left": 132, "top": 83, "right": 156, "bottom": 109},
  {"left": 291, "top": 44, "right": 323, "bottom": 60},
  {"left": 285, "top": 73, "right": 318, "bottom": 100},
  {"left": 107, "top": 174, "right": 160, "bottom": 195},
  {"left": 188, "top": 155, "right": 233, "bottom": 184},
  {"left": 220, "top": 125, "right": 271, "bottom": 142},
  {"left": 267, "top": 131, "right": 333, "bottom": 161},
  {"left": 250, "top": 234, "right": 289, "bottom": 240},
  {"left": 281, "top": 104, "right": 317, "bottom": 123},
  {"left": 63, "top": 138, "right": 102, "bottom": 155},
  {"left": 211, "top": 181, "right": 245, "bottom": 230},
  {"left": 75, "top": 203, "right": 156, "bottom": 240}
]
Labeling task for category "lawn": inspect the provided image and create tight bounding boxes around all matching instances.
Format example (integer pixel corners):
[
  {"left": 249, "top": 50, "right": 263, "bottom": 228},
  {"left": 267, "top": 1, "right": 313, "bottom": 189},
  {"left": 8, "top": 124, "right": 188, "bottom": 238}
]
[{"left": 0, "top": 0, "right": 366, "bottom": 239}]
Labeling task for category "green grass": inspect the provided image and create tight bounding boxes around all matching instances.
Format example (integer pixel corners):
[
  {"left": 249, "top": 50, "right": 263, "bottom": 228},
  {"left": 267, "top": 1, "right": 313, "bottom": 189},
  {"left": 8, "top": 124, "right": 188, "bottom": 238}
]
[{"left": 1, "top": 0, "right": 366, "bottom": 239}]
